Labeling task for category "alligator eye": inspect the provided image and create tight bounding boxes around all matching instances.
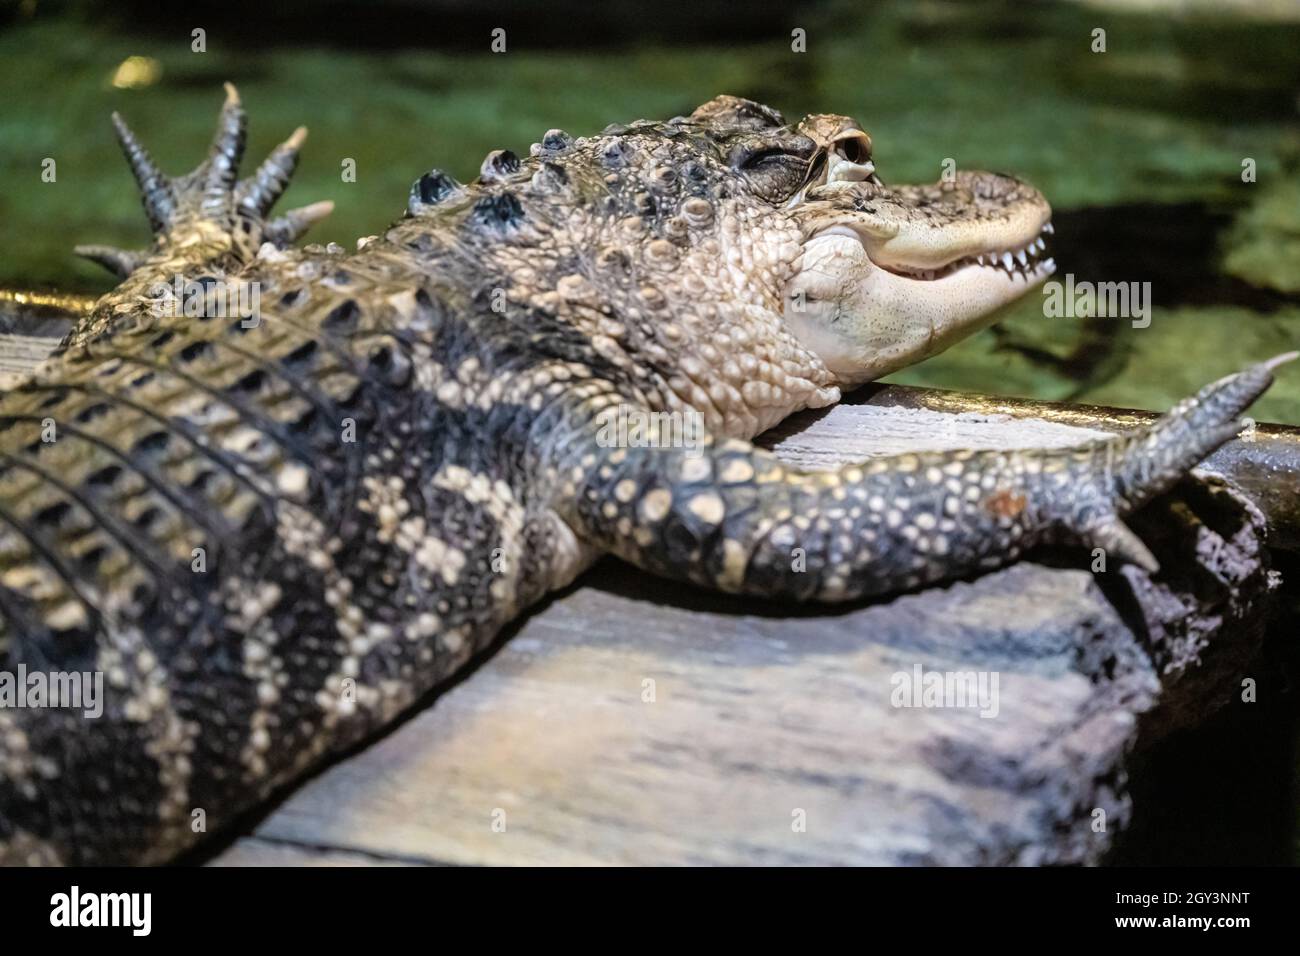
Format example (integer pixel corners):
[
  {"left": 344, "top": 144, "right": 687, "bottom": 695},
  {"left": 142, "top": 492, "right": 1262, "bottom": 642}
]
[
  {"left": 731, "top": 138, "right": 815, "bottom": 201},
  {"left": 742, "top": 147, "right": 801, "bottom": 169}
]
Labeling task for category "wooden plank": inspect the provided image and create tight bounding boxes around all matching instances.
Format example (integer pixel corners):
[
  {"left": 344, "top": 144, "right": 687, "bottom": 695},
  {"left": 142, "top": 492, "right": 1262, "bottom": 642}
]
[
  {"left": 206, "top": 401, "right": 1272, "bottom": 866},
  {"left": 0, "top": 334, "right": 60, "bottom": 387},
  {"left": 209, "top": 837, "right": 421, "bottom": 867},
  {"left": 757, "top": 400, "right": 1111, "bottom": 463},
  {"left": 0, "top": 291, "right": 72, "bottom": 388}
]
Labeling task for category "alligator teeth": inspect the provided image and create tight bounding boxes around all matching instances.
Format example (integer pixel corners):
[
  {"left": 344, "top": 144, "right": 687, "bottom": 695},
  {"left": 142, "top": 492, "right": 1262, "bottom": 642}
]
[
  {"left": 951, "top": 243, "right": 1053, "bottom": 275},
  {"left": 1043, "top": 222, "right": 1054, "bottom": 234}
]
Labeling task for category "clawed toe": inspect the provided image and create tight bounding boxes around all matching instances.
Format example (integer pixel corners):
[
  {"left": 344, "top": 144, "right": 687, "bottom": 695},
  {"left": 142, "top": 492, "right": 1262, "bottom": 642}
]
[
  {"left": 1108, "top": 354, "right": 1294, "bottom": 514},
  {"left": 1084, "top": 517, "right": 1159, "bottom": 573},
  {"left": 77, "top": 83, "right": 331, "bottom": 277}
]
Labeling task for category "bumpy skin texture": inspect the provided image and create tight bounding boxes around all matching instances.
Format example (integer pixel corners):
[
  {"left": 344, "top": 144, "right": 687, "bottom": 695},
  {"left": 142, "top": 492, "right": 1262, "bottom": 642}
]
[{"left": 0, "top": 90, "right": 1283, "bottom": 865}]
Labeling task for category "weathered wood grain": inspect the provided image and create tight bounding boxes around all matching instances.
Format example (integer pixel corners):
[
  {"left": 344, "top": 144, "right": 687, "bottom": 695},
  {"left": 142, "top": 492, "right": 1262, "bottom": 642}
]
[
  {"left": 209, "top": 837, "right": 420, "bottom": 866},
  {"left": 0, "top": 294, "right": 73, "bottom": 387},
  {"left": 0, "top": 334, "right": 60, "bottom": 388},
  {"left": 206, "top": 400, "right": 1274, "bottom": 866}
]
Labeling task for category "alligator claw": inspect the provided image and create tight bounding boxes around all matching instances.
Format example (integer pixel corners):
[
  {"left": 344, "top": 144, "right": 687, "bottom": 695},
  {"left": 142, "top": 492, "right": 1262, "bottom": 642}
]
[
  {"left": 1083, "top": 517, "right": 1159, "bottom": 573},
  {"left": 1110, "top": 352, "right": 1296, "bottom": 515},
  {"left": 109, "top": 110, "right": 175, "bottom": 234},
  {"left": 72, "top": 244, "right": 145, "bottom": 279},
  {"left": 264, "top": 200, "right": 335, "bottom": 246},
  {"left": 237, "top": 125, "right": 309, "bottom": 218},
  {"left": 81, "top": 83, "right": 330, "bottom": 277},
  {"left": 1059, "top": 353, "right": 1294, "bottom": 571}
]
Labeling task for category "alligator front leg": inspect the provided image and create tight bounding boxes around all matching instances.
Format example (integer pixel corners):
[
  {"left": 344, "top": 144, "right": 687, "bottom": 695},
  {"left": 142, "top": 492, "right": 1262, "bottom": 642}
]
[
  {"left": 549, "top": 356, "right": 1292, "bottom": 600},
  {"left": 69, "top": 84, "right": 331, "bottom": 347}
]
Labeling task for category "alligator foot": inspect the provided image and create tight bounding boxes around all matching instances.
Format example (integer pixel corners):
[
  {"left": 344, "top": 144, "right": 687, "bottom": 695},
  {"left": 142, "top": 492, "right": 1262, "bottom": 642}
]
[
  {"left": 75, "top": 83, "right": 332, "bottom": 280},
  {"left": 1064, "top": 351, "right": 1297, "bottom": 571}
]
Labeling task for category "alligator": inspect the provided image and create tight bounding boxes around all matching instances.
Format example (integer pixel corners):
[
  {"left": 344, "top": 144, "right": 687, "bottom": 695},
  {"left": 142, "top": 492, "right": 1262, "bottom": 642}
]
[{"left": 0, "top": 88, "right": 1290, "bottom": 865}]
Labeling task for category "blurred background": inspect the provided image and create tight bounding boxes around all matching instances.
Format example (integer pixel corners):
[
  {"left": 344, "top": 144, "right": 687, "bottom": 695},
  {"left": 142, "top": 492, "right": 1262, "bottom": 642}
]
[
  {"left": 1, "top": 0, "right": 1299, "bottom": 864},
  {"left": 2, "top": 0, "right": 1299, "bottom": 417}
]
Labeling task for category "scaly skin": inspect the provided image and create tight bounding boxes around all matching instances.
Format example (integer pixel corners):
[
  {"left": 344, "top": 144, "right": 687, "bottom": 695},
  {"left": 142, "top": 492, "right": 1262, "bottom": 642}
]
[{"left": 0, "top": 88, "right": 1288, "bottom": 864}]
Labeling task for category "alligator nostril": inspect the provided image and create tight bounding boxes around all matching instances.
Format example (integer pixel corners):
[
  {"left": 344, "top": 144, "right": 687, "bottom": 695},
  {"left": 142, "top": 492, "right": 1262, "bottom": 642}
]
[
  {"left": 830, "top": 129, "right": 872, "bottom": 164},
  {"left": 841, "top": 139, "right": 866, "bottom": 164}
]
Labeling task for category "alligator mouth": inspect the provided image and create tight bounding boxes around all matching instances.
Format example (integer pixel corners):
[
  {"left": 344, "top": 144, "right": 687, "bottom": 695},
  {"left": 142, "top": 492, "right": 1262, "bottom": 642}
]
[
  {"left": 812, "top": 220, "right": 1056, "bottom": 283},
  {"left": 877, "top": 222, "right": 1055, "bottom": 282},
  {"left": 800, "top": 135, "right": 1055, "bottom": 283},
  {"left": 783, "top": 122, "right": 1058, "bottom": 387}
]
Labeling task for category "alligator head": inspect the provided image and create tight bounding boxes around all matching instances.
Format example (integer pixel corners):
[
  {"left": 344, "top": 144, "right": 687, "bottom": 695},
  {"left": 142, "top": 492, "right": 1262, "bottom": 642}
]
[
  {"left": 785, "top": 109, "right": 1053, "bottom": 385},
  {"left": 395, "top": 94, "right": 1053, "bottom": 435},
  {"left": 654, "top": 96, "right": 1054, "bottom": 389}
]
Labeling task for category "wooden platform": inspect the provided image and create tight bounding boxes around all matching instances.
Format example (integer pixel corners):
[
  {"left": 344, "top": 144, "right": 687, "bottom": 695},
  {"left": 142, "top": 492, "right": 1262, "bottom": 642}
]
[{"left": 206, "top": 397, "right": 1277, "bottom": 866}]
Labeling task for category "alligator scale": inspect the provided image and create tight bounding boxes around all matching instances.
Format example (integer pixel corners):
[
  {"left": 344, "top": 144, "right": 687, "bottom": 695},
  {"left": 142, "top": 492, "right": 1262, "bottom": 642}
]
[{"left": 0, "top": 88, "right": 1289, "bottom": 864}]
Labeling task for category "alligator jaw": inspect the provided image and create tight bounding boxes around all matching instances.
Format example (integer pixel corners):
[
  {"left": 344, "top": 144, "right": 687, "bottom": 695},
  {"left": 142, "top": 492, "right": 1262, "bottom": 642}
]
[
  {"left": 810, "top": 220, "right": 1056, "bottom": 286},
  {"left": 783, "top": 159, "right": 1055, "bottom": 388}
]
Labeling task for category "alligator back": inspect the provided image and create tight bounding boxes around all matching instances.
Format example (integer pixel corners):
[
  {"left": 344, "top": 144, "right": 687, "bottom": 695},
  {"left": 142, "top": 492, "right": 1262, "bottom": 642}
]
[{"left": 0, "top": 244, "right": 594, "bottom": 864}]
